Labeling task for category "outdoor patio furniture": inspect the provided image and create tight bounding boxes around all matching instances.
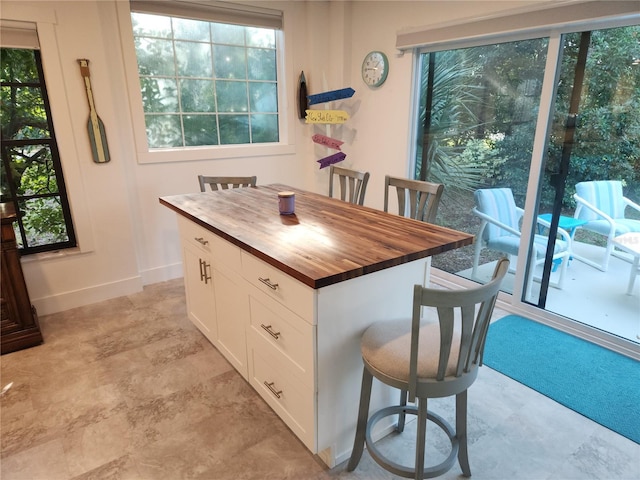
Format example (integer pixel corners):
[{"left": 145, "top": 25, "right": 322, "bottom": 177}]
[
  {"left": 573, "top": 180, "right": 640, "bottom": 271},
  {"left": 611, "top": 232, "right": 640, "bottom": 296},
  {"left": 472, "top": 188, "right": 571, "bottom": 300}
]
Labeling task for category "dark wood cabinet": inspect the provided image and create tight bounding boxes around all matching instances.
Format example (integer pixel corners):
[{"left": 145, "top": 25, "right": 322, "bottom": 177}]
[{"left": 1, "top": 203, "right": 43, "bottom": 354}]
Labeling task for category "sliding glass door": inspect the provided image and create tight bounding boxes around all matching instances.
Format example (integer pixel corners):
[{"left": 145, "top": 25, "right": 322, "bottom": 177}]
[
  {"left": 533, "top": 25, "right": 640, "bottom": 341},
  {"left": 413, "top": 23, "right": 640, "bottom": 347}
]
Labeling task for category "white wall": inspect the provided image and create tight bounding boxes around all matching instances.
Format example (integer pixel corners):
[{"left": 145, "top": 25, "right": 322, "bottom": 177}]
[{"left": 3, "top": 0, "right": 538, "bottom": 315}]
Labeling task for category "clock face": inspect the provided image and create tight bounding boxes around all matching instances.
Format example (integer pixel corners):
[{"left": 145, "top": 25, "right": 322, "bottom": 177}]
[{"left": 362, "top": 51, "right": 389, "bottom": 87}]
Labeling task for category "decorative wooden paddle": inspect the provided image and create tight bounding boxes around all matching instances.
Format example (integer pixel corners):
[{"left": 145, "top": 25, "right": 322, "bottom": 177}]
[{"left": 77, "top": 59, "right": 110, "bottom": 163}]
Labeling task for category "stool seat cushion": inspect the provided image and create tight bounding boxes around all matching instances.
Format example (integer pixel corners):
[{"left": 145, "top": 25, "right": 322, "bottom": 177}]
[{"left": 361, "top": 319, "right": 461, "bottom": 383}]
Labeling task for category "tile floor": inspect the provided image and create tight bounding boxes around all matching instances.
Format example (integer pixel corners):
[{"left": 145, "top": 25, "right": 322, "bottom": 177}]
[{"left": 1, "top": 279, "right": 638, "bottom": 480}]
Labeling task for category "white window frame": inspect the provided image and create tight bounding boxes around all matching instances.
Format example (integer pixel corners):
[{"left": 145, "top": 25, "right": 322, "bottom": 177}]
[
  {"left": 116, "top": 1, "right": 295, "bottom": 165},
  {"left": 1, "top": 5, "right": 95, "bottom": 257}
]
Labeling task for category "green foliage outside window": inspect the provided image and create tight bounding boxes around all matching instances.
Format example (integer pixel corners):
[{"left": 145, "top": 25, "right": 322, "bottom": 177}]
[
  {"left": 1, "top": 48, "right": 75, "bottom": 253},
  {"left": 131, "top": 12, "right": 280, "bottom": 149},
  {"left": 416, "top": 26, "right": 640, "bottom": 211}
]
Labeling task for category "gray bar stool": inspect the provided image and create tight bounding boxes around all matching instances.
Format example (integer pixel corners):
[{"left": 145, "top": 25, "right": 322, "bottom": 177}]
[{"left": 348, "top": 257, "right": 509, "bottom": 479}]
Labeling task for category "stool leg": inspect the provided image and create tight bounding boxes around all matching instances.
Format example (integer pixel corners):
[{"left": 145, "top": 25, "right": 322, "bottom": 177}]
[
  {"left": 397, "top": 389, "right": 408, "bottom": 433},
  {"left": 415, "top": 397, "right": 428, "bottom": 480},
  {"left": 456, "top": 390, "right": 471, "bottom": 477},
  {"left": 347, "top": 368, "right": 373, "bottom": 471}
]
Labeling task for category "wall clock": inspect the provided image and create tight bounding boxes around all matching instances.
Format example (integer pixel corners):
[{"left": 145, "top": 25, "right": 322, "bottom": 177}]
[{"left": 361, "top": 51, "right": 389, "bottom": 87}]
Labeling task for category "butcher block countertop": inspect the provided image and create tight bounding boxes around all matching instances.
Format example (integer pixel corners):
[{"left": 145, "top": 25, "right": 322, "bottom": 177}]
[{"left": 160, "top": 184, "right": 474, "bottom": 289}]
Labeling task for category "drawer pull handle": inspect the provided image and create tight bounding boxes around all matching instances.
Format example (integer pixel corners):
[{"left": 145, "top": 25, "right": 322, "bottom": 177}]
[
  {"left": 194, "top": 236, "right": 209, "bottom": 246},
  {"left": 258, "top": 277, "right": 279, "bottom": 290},
  {"left": 260, "top": 324, "right": 281, "bottom": 340},
  {"left": 264, "top": 381, "right": 282, "bottom": 399}
]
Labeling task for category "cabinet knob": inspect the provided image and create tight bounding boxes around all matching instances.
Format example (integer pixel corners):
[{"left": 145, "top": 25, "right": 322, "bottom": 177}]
[
  {"left": 264, "top": 381, "right": 283, "bottom": 399},
  {"left": 258, "top": 277, "right": 279, "bottom": 290}
]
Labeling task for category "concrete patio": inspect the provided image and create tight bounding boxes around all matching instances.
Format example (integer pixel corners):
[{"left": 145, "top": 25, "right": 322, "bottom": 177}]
[{"left": 459, "top": 240, "right": 639, "bottom": 345}]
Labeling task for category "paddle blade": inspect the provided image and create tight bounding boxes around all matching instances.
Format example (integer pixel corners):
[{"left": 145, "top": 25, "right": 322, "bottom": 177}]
[{"left": 87, "top": 116, "right": 110, "bottom": 163}]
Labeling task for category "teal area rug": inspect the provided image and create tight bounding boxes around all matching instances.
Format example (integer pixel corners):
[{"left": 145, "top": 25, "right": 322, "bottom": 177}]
[{"left": 483, "top": 315, "right": 640, "bottom": 444}]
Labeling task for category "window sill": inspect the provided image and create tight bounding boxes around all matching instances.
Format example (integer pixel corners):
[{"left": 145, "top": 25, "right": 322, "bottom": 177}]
[{"left": 136, "top": 142, "right": 296, "bottom": 164}]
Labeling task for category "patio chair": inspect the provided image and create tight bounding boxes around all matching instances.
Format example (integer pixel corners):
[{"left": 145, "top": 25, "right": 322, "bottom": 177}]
[
  {"left": 472, "top": 188, "right": 571, "bottom": 300},
  {"left": 573, "top": 180, "right": 640, "bottom": 271}
]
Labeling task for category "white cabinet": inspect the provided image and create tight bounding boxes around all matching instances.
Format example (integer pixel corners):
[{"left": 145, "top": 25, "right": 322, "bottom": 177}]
[
  {"left": 245, "top": 282, "right": 316, "bottom": 450},
  {"left": 213, "top": 265, "right": 249, "bottom": 379},
  {"left": 179, "top": 218, "right": 216, "bottom": 343},
  {"left": 178, "top": 216, "right": 249, "bottom": 378},
  {"left": 177, "top": 215, "right": 428, "bottom": 468}
]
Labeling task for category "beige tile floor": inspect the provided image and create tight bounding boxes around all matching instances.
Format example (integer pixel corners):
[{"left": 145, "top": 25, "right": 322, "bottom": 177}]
[{"left": 1, "top": 279, "right": 638, "bottom": 480}]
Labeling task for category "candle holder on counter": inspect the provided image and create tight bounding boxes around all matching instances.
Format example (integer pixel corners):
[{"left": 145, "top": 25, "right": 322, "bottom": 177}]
[{"left": 278, "top": 191, "right": 295, "bottom": 215}]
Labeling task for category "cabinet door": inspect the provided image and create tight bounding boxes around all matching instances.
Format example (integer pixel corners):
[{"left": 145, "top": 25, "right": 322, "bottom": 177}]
[
  {"left": 213, "top": 266, "right": 249, "bottom": 379},
  {"left": 183, "top": 242, "right": 217, "bottom": 342}
]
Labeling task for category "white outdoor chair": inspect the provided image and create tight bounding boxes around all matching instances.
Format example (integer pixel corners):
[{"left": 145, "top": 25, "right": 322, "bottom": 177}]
[
  {"left": 573, "top": 180, "right": 640, "bottom": 271},
  {"left": 472, "top": 188, "right": 571, "bottom": 300}
]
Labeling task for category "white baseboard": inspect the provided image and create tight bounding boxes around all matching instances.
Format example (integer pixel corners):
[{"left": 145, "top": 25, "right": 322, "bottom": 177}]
[
  {"left": 140, "top": 261, "right": 183, "bottom": 286},
  {"left": 31, "top": 275, "right": 143, "bottom": 316},
  {"left": 30, "top": 262, "right": 184, "bottom": 316}
]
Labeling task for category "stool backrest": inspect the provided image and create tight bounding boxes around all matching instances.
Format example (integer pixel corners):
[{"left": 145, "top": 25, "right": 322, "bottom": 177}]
[
  {"left": 383, "top": 175, "right": 444, "bottom": 223},
  {"left": 408, "top": 257, "right": 509, "bottom": 401},
  {"left": 328, "top": 165, "right": 370, "bottom": 205},
  {"left": 198, "top": 175, "right": 257, "bottom": 192}
]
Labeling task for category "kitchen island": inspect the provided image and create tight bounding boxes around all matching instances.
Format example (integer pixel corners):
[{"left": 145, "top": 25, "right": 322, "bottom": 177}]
[{"left": 160, "top": 184, "right": 473, "bottom": 467}]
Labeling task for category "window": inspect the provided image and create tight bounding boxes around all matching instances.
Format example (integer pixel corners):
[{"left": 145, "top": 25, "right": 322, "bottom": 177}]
[
  {"left": 0, "top": 47, "right": 76, "bottom": 254},
  {"left": 130, "top": 10, "right": 280, "bottom": 149}
]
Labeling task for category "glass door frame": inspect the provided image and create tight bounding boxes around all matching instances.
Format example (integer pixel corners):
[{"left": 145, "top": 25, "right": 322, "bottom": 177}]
[{"left": 411, "top": 16, "right": 640, "bottom": 360}]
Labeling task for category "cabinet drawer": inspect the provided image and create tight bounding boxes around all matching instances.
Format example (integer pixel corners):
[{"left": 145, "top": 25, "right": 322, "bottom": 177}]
[
  {"left": 241, "top": 252, "right": 314, "bottom": 322},
  {"left": 248, "top": 345, "right": 315, "bottom": 451},
  {"left": 178, "top": 215, "right": 241, "bottom": 271},
  {"left": 248, "top": 294, "right": 314, "bottom": 387},
  {"left": 178, "top": 215, "right": 213, "bottom": 254},
  {"left": 209, "top": 234, "right": 241, "bottom": 272}
]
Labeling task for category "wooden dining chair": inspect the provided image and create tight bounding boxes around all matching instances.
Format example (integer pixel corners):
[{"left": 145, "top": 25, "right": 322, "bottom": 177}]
[
  {"left": 383, "top": 175, "right": 444, "bottom": 223},
  {"left": 328, "top": 165, "right": 370, "bottom": 205},
  {"left": 347, "top": 257, "right": 509, "bottom": 479},
  {"left": 198, "top": 175, "right": 257, "bottom": 192}
]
